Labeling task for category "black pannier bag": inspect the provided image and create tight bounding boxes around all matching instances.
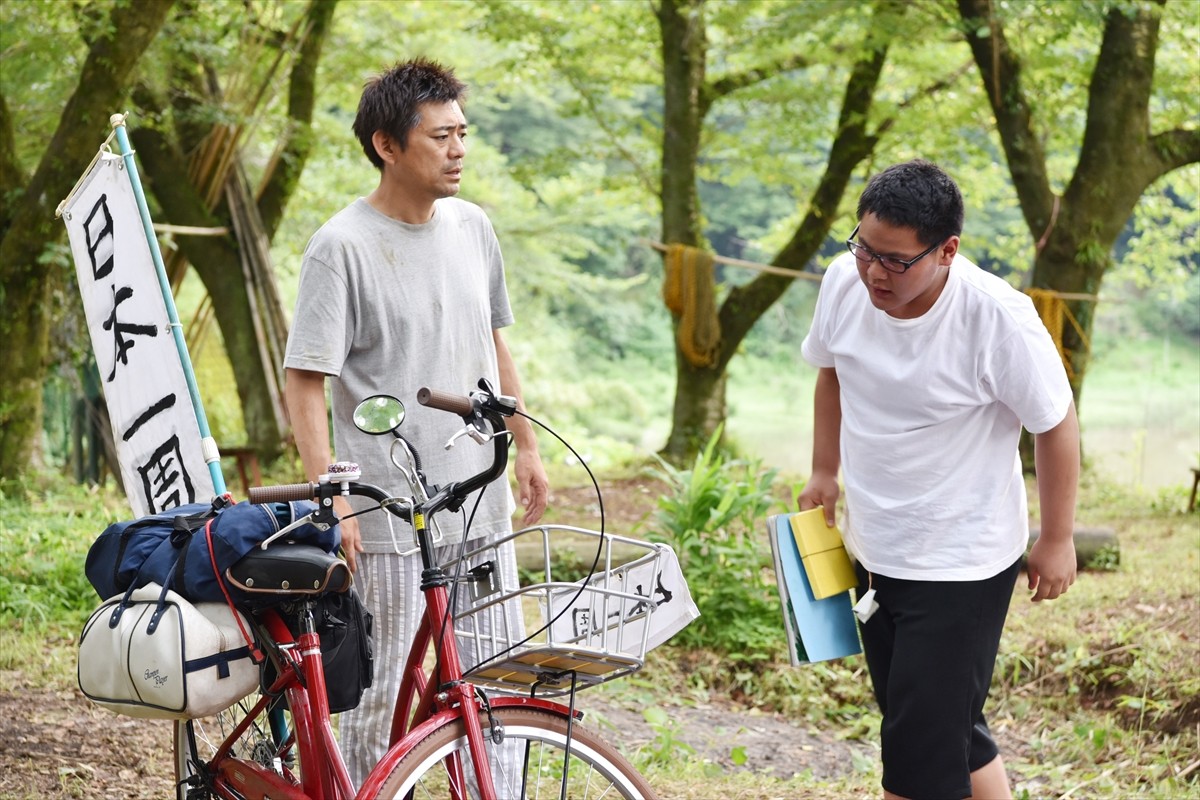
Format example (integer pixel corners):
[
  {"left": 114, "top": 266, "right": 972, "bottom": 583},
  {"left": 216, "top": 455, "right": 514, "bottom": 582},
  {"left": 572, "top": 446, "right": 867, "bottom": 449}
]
[
  {"left": 263, "top": 588, "right": 375, "bottom": 714},
  {"left": 315, "top": 588, "right": 375, "bottom": 713}
]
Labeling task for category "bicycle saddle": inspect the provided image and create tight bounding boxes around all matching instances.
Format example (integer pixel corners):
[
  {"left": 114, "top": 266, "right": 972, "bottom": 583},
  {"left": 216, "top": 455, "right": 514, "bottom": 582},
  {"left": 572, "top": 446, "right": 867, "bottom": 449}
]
[{"left": 224, "top": 543, "right": 351, "bottom": 596}]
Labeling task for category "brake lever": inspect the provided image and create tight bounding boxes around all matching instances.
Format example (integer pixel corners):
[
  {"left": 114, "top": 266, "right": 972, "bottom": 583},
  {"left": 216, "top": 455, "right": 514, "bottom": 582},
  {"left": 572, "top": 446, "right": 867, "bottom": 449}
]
[
  {"left": 259, "top": 512, "right": 323, "bottom": 550},
  {"left": 444, "top": 422, "right": 511, "bottom": 450}
]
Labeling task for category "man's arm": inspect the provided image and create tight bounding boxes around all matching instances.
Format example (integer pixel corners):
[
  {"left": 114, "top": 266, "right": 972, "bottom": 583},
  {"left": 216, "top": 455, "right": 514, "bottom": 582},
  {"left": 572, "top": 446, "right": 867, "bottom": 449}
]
[
  {"left": 1026, "top": 401, "right": 1080, "bottom": 602},
  {"left": 284, "top": 367, "right": 362, "bottom": 571},
  {"left": 797, "top": 367, "right": 842, "bottom": 527},
  {"left": 493, "top": 329, "right": 549, "bottom": 525}
]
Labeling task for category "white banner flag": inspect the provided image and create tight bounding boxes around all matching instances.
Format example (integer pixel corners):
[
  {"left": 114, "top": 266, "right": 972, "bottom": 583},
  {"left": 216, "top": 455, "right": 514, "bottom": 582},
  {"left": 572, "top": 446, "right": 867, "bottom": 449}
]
[{"left": 62, "top": 151, "right": 215, "bottom": 517}]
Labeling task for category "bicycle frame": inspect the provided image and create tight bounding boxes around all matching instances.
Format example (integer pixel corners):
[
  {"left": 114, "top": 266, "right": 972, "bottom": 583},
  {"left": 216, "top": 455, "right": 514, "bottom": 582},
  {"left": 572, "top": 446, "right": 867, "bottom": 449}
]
[
  {"left": 196, "top": 384, "right": 610, "bottom": 800},
  {"left": 359, "top": 574, "right": 583, "bottom": 800},
  {"left": 207, "top": 608, "right": 354, "bottom": 800}
]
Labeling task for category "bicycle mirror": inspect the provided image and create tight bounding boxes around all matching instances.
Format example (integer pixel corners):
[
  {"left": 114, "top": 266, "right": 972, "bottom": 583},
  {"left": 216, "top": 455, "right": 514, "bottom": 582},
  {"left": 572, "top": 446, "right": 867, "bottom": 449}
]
[{"left": 353, "top": 395, "right": 405, "bottom": 435}]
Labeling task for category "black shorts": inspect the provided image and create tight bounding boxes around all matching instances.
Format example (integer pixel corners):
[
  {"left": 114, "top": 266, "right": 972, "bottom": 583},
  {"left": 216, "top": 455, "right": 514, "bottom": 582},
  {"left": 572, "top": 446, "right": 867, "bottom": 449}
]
[{"left": 855, "top": 559, "right": 1021, "bottom": 800}]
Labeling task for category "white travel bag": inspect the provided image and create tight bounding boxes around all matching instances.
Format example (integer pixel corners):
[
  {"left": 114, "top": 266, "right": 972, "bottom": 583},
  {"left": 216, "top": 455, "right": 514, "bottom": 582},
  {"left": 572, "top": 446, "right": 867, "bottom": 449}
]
[{"left": 78, "top": 582, "right": 259, "bottom": 719}]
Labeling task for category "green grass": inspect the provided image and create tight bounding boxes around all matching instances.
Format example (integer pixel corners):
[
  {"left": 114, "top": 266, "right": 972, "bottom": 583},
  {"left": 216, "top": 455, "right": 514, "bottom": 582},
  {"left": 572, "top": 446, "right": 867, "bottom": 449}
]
[{"left": 1077, "top": 323, "right": 1200, "bottom": 490}]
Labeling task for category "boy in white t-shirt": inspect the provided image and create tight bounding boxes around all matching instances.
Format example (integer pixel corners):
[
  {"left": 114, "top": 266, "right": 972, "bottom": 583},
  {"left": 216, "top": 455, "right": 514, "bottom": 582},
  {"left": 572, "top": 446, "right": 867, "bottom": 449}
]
[{"left": 798, "top": 159, "right": 1079, "bottom": 799}]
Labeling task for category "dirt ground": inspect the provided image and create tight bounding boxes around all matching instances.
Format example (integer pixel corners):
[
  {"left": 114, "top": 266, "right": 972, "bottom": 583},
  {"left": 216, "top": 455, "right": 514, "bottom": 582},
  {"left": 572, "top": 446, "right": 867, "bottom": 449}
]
[
  {"left": 0, "top": 678, "right": 872, "bottom": 799},
  {"left": 0, "top": 477, "right": 871, "bottom": 799}
]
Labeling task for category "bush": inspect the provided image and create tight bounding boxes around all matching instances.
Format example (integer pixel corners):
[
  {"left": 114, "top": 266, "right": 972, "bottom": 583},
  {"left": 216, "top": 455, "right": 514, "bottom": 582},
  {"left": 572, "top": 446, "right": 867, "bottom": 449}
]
[{"left": 645, "top": 427, "right": 784, "bottom": 669}]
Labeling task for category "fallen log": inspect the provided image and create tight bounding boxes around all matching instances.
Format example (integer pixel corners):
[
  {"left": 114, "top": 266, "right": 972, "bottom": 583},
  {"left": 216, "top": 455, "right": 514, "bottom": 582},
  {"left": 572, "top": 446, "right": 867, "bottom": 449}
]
[{"left": 1026, "top": 525, "right": 1120, "bottom": 570}]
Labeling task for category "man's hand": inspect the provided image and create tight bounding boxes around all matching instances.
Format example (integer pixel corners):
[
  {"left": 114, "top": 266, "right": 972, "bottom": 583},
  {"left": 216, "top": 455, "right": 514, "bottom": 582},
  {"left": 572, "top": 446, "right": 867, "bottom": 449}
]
[
  {"left": 798, "top": 471, "right": 840, "bottom": 528},
  {"left": 1025, "top": 534, "right": 1076, "bottom": 601},
  {"left": 333, "top": 495, "right": 363, "bottom": 573},
  {"left": 515, "top": 447, "right": 549, "bottom": 526}
]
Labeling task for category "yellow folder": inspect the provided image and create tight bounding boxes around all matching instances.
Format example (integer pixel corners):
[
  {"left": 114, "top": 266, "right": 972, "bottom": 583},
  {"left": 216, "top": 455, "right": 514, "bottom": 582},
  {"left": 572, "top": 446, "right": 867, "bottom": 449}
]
[{"left": 789, "top": 509, "right": 857, "bottom": 600}]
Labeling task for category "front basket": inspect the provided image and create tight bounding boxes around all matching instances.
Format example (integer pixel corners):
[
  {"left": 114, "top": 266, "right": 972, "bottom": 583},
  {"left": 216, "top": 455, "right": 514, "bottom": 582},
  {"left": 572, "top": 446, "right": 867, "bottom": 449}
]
[{"left": 448, "top": 525, "right": 697, "bottom": 697}]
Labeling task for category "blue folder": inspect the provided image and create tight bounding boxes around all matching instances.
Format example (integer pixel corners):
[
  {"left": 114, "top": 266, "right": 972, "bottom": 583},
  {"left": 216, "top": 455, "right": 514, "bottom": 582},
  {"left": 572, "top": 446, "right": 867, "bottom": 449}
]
[{"left": 767, "top": 514, "right": 862, "bottom": 665}]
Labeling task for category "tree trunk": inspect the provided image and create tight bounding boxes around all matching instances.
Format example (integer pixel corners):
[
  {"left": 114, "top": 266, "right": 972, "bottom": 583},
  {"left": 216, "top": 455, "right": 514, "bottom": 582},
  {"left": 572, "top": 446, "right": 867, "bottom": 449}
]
[
  {"left": 658, "top": 0, "right": 896, "bottom": 461},
  {"left": 129, "top": 120, "right": 286, "bottom": 456},
  {"left": 258, "top": 0, "right": 338, "bottom": 239},
  {"left": 127, "top": 0, "right": 338, "bottom": 459},
  {"left": 959, "top": 0, "right": 1198, "bottom": 421},
  {"left": 656, "top": 0, "right": 710, "bottom": 457},
  {"left": 0, "top": 0, "right": 175, "bottom": 481}
]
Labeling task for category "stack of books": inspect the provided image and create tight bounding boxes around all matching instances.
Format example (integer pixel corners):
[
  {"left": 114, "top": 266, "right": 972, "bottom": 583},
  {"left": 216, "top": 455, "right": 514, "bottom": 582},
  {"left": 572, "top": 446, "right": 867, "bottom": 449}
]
[{"left": 766, "top": 509, "right": 861, "bottom": 665}]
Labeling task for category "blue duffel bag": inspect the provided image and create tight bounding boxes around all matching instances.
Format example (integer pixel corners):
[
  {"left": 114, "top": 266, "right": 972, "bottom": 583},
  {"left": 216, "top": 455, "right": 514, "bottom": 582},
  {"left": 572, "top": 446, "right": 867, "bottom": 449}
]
[{"left": 85, "top": 498, "right": 340, "bottom": 603}]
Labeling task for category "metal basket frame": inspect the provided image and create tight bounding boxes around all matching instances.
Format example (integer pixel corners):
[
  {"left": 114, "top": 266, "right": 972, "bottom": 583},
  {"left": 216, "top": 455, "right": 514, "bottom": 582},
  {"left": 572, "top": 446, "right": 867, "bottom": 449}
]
[{"left": 446, "top": 525, "right": 671, "bottom": 696}]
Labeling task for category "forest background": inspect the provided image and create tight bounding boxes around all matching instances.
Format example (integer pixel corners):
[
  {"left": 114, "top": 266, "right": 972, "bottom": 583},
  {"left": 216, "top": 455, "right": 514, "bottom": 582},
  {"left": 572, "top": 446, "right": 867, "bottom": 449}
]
[
  {"left": 0, "top": 0, "right": 1198, "bottom": 487},
  {"left": 0, "top": 0, "right": 1198, "bottom": 798}
]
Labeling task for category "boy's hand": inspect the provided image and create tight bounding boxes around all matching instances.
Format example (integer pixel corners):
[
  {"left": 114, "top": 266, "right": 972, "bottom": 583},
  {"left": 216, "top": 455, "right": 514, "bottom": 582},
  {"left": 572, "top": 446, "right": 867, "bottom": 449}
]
[
  {"left": 1025, "top": 535, "right": 1076, "bottom": 601},
  {"left": 798, "top": 472, "right": 840, "bottom": 527}
]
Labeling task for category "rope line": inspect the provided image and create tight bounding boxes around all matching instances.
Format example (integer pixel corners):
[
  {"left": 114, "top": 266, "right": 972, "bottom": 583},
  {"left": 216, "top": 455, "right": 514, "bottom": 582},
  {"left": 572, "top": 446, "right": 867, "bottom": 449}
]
[{"left": 642, "top": 237, "right": 822, "bottom": 281}]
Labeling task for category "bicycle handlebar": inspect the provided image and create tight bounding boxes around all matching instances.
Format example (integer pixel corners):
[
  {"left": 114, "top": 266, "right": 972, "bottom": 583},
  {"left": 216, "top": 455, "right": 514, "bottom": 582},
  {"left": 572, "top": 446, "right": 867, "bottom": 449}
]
[
  {"left": 247, "top": 381, "right": 513, "bottom": 526},
  {"left": 247, "top": 480, "right": 415, "bottom": 521},
  {"left": 248, "top": 482, "right": 318, "bottom": 504},
  {"left": 416, "top": 386, "right": 473, "bottom": 416}
]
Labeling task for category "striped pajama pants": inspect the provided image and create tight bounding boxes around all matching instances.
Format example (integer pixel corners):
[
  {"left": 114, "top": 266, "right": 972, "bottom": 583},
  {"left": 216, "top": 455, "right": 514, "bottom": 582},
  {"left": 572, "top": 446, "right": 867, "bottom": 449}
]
[{"left": 340, "top": 536, "right": 525, "bottom": 789}]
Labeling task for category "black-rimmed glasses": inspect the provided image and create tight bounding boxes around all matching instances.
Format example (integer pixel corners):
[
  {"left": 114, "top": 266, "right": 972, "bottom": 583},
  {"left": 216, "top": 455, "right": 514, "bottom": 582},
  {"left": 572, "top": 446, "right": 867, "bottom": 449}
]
[{"left": 846, "top": 223, "right": 943, "bottom": 274}]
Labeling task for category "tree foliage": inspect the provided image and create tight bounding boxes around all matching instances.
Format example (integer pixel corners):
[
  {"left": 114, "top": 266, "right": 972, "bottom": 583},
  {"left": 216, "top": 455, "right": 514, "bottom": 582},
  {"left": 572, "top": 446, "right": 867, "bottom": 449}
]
[
  {"left": 957, "top": 0, "right": 1198, "bottom": 405},
  {"left": 0, "top": 0, "right": 338, "bottom": 481},
  {"left": 476, "top": 0, "right": 1197, "bottom": 460},
  {"left": 2, "top": 0, "right": 1195, "bottom": 482}
]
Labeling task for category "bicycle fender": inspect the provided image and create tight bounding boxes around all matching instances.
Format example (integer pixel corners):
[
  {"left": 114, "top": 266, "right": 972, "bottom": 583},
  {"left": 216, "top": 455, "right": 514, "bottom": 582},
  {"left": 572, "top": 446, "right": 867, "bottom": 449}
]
[
  {"left": 489, "top": 695, "right": 584, "bottom": 720},
  {"left": 357, "top": 708, "right": 460, "bottom": 798}
]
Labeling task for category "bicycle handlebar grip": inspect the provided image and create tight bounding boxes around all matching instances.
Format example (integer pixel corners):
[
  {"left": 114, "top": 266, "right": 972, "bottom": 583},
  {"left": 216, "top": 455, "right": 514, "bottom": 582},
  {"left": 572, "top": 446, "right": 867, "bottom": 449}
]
[
  {"left": 417, "top": 387, "right": 474, "bottom": 417},
  {"left": 247, "top": 482, "right": 318, "bottom": 504}
]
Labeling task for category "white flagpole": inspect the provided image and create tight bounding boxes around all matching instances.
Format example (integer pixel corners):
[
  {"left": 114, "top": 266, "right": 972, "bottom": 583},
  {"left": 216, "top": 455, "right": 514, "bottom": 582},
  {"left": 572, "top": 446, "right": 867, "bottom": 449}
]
[{"left": 109, "top": 113, "right": 228, "bottom": 497}]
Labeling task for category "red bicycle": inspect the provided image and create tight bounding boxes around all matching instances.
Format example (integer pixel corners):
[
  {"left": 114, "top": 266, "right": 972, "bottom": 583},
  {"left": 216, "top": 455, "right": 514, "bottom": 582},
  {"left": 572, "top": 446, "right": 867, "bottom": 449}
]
[{"left": 174, "top": 381, "right": 665, "bottom": 799}]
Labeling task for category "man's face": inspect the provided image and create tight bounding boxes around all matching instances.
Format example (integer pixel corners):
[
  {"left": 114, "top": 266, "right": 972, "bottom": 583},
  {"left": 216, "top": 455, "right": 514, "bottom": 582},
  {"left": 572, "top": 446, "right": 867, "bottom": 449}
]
[
  {"left": 389, "top": 100, "right": 467, "bottom": 201},
  {"left": 851, "top": 212, "right": 958, "bottom": 319}
]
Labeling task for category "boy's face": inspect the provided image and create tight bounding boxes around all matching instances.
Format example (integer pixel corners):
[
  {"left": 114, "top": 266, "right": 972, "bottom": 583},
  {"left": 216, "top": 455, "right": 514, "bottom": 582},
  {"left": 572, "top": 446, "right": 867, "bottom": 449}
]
[
  {"left": 380, "top": 100, "right": 468, "bottom": 202},
  {"left": 852, "top": 213, "right": 958, "bottom": 319}
]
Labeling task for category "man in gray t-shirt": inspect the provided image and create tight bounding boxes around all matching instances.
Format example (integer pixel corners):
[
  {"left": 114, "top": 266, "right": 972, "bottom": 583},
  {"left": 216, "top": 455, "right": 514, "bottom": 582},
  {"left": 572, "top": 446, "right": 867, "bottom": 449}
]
[{"left": 283, "top": 58, "right": 548, "bottom": 787}]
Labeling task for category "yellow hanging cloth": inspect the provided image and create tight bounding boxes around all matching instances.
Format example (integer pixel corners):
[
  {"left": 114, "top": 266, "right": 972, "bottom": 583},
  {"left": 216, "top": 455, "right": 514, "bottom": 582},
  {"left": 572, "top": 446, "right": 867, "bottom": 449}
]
[
  {"left": 663, "top": 244, "right": 721, "bottom": 368},
  {"left": 1027, "top": 288, "right": 1090, "bottom": 381}
]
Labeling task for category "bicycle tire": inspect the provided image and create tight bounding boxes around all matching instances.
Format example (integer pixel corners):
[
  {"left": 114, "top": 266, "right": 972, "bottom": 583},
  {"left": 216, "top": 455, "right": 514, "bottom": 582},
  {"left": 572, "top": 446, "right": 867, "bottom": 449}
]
[
  {"left": 174, "top": 693, "right": 290, "bottom": 799},
  {"left": 374, "top": 705, "right": 657, "bottom": 800}
]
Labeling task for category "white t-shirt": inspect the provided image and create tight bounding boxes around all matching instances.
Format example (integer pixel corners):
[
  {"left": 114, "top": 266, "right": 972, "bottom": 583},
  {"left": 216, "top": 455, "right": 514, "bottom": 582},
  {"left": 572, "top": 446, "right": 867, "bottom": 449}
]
[
  {"left": 284, "top": 197, "right": 516, "bottom": 551},
  {"left": 801, "top": 252, "right": 1072, "bottom": 581}
]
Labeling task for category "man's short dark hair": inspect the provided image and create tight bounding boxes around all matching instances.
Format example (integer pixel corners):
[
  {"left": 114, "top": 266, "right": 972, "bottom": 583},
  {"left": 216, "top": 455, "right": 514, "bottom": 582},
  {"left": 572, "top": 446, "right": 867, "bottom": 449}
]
[
  {"left": 353, "top": 58, "right": 467, "bottom": 170},
  {"left": 857, "top": 159, "right": 964, "bottom": 247}
]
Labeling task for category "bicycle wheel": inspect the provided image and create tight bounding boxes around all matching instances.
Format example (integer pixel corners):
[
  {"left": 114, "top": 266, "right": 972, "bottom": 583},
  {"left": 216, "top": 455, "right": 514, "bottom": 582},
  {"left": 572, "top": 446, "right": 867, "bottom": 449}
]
[
  {"left": 374, "top": 705, "right": 656, "bottom": 800},
  {"left": 173, "top": 693, "right": 290, "bottom": 799}
]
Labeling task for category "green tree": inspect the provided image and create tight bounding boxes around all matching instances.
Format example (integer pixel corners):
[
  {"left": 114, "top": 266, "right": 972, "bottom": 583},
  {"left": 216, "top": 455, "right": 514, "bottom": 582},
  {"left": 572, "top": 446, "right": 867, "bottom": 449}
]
[
  {"left": 480, "top": 0, "right": 962, "bottom": 460},
  {"left": 129, "top": 0, "right": 338, "bottom": 458},
  {"left": 0, "top": 0, "right": 338, "bottom": 481},
  {"left": 957, "top": 0, "right": 1199, "bottom": 406},
  {"left": 0, "top": 0, "right": 175, "bottom": 479}
]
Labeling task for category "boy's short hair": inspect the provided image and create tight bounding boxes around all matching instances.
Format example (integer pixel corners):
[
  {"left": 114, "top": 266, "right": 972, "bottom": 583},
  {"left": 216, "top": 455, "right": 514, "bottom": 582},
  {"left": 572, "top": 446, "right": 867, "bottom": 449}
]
[
  {"left": 353, "top": 58, "right": 467, "bottom": 170},
  {"left": 857, "top": 159, "right": 964, "bottom": 247}
]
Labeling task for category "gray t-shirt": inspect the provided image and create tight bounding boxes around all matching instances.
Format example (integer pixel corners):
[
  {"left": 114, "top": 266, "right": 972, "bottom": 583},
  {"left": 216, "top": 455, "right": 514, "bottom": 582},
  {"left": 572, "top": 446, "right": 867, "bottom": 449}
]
[{"left": 285, "top": 197, "right": 516, "bottom": 550}]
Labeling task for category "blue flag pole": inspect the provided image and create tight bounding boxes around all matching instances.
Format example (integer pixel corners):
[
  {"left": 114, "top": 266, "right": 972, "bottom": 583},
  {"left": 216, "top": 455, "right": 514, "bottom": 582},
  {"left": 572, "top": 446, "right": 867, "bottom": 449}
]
[{"left": 109, "top": 113, "right": 228, "bottom": 497}]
